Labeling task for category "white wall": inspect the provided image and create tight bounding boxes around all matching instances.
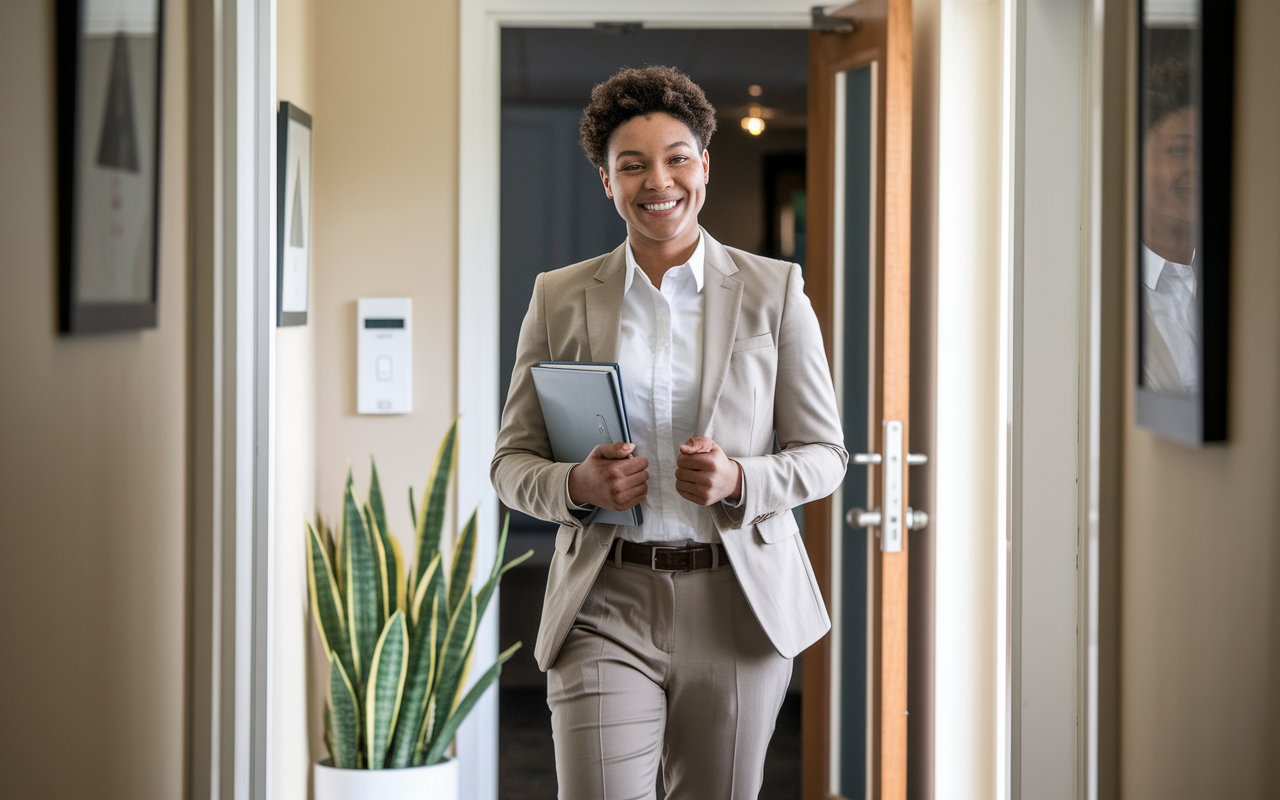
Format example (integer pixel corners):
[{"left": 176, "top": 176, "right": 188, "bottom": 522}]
[{"left": 274, "top": 0, "right": 319, "bottom": 796}]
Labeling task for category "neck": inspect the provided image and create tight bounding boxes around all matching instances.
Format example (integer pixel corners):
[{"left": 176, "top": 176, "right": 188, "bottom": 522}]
[
  {"left": 1143, "top": 214, "right": 1195, "bottom": 266},
  {"left": 629, "top": 226, "right": 700, "bottom": 288}
]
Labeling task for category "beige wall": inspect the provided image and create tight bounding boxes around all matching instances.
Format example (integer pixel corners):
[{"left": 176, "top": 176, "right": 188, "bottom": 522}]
[
  {"left": 1120, "top": 0, "right": 1280, "bottom": 795},
  {"left": 0, "top": 2, "right": 188, "bottom": 798},
  {"left": 312, "top": 0, "right": 459, "bottom": 544},
  {"left": 275, "top": 0, "right": 319, "bottom": 796}
]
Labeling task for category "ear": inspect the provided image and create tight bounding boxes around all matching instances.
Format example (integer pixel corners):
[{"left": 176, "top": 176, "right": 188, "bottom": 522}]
[
  {"left": 599, "top": 166, "right": 613, "bottom": 199},
  {"left": 701, "top": 149, "right": 710, "bottom": 184}
]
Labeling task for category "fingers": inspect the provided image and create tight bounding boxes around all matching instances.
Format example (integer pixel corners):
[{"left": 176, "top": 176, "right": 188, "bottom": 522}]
[
  {"left": 673, "top": 467, "right": 711, "bottom": 486},
  {"left": 679, "top": 436, "right": 718, "bottom": 455},
  {"left": 675, "top": 450, "right": 714, "bottom": 471},
  {"left": 604, "top": 477, "right": 648, "bottom": 511},
  {"left": 594, "top": 441, "right": 636, "bottom": 460},
  {"left": 675, "top": 480, "right": 715, "bottom": 506}
]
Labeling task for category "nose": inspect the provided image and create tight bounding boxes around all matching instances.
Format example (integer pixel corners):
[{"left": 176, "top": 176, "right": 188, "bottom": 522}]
[{"left": 645, "top": 163, "right": 672, "bottom": 191}]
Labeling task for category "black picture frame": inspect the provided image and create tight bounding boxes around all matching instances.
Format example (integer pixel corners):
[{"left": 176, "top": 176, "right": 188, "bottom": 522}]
[
  {"left": 56, "top": 0, "right": 166, "bottom": 334},
  {"left": 276, "top": 102, "right": 312, "bottom": 326},
  {"left": 1135, "top": 0, "right": 1234, "bottom": 445}
]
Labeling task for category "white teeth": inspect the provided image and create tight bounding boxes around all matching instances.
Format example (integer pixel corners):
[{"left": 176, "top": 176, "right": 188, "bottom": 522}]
[{"left": 642, "top": 200, "right": 678, "bottom": 211}]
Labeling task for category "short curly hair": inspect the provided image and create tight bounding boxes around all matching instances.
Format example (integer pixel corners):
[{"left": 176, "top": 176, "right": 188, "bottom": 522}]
[{"left": 579, "top": 66, "right": 718, "bottom": 170}]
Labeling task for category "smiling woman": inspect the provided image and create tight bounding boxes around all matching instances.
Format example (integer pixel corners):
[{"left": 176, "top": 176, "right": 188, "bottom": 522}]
[
  {"left": 490, "top": 64, "right": 847, "bottom": 800},
  {"left": 583, "top": 67, "right": 716, "bottom": 286}
]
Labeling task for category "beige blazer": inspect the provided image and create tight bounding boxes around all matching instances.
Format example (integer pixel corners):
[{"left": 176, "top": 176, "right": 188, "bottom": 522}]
[{"left": 491, "top": 231, "right": 848, "bottom": 671}]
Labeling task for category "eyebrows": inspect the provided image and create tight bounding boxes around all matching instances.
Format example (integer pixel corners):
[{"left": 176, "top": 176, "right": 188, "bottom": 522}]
[{"left": 613, "top": 140, "right": 697, "bottom": 160}]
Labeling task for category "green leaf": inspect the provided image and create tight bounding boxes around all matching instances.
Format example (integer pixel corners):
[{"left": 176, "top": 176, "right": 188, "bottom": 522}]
[
  {"left": 344, "top": 482, "right": 380, "bottom": 683},
  {"left": 387, "top": 590, "right": 441, "bottom": 768},
  {"left": 365, "top": 502, "right": 393, "bottom": 626},
  {"left": 414, "top": 420, "right": 457, "bottom": 589},
  {"left": 475, "top": 514, "right": 533, "bottom": 624},
  {"left": 306, "top": 522, "right": 355, "bottom": 685},
  {"left": 414, "top": 695, "right": 438, "bottom": 766},
  {"left": 368, "top": 458, "right": 389, "bottom": 546},
  {"left": 408, "top": 486, "right": 418, "bottom": 531},
  {"left": 409, "top": 555, "right": 442, "bottom": 630},
  {"left": 448, "top": 511, "right": 478, "bottom": 618},
  {"left": 323, "top": 700, "right": 334, "bottom": 766},
  {"left": 389, "top": 534, "right": 407, "bottom": 613},
  {"left": 423, "top": 642, "right": 522, "bottom": 766},
  {"left": 328, "top": 652, "right": 361, "bottom": 769},
  {"left": 424, "top": 593, "right": 476, "bottom": 758},
  {"left": 365, "top": 611, "right": 409, "bottom": 769}
]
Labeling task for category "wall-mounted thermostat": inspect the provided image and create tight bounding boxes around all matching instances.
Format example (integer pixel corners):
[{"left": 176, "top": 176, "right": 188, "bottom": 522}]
[{"left": 357, "top": 297, "right": 412, "bottom": 414}]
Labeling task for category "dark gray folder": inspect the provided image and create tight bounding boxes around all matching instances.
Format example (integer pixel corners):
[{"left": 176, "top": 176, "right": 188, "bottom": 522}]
[{"left": 530, "top": 362, "right": 642, "bottom": 526}]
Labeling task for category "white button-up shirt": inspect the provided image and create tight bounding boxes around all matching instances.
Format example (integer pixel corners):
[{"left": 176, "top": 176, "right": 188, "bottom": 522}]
[
  {"left": 1142, "top": 244, "right": 1198, "bottom": 393},
  {"left": 566, "top": 233, "right": 742, "bottom": 543},
  {"left": 616, "top": 235, "right": 720, "bottom": 544}
]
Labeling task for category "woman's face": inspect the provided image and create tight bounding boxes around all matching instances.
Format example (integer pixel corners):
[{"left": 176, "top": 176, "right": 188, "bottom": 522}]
[
  {"left": 1143, "top": 106, "right": 1197, "bottom": 228},
  {"left": 600, "top": 113, "right": 709, "bottom": 250}
]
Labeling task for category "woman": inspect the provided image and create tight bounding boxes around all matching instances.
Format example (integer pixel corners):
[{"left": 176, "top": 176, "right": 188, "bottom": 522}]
[{"left": 491, "top": 66, "right": 847, "bottom": 800}]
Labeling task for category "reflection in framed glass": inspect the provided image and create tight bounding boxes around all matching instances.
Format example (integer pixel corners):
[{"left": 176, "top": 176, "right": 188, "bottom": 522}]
[
  {"left": 1136, "top": 0, "right": 1235, "bottom": 444},
  {"left": 57, "top": 0, "right": 166, "bottom": 334}
]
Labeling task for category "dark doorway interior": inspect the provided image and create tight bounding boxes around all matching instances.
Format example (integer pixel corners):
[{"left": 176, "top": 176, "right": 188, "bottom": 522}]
[{"left": 497, "top": 25, "right": 809, "bottom": 800}]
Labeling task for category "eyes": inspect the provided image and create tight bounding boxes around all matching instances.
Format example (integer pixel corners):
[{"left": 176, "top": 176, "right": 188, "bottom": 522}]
[{"left": 618, "top": 155, "right": 693, "bottom": 173}]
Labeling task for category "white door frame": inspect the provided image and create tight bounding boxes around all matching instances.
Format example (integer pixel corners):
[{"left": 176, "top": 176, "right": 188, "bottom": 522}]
[
  {"left": 1000, "top": 0, "right": 1117, "bottom": 798},
  {"left": 458, "top": 6, "right": 813, "bottom": 798},
  {"left": 188, "top": 0, "right": 276, "bottom": 797}
]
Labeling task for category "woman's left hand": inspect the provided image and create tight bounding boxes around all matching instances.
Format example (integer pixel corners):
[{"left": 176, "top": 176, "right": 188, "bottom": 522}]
[{"left": 675, "top": 437, "right": 742, "bottom": 506}]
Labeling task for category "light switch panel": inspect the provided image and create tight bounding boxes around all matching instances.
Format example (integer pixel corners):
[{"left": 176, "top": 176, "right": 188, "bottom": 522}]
[{"left": 357, "top": 297, "right": 412, "bottom": 414}]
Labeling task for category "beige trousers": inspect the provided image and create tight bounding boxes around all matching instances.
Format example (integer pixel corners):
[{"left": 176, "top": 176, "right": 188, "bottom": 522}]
[{"left": 547, "top": 553, "right": 793, "bottom": 800}]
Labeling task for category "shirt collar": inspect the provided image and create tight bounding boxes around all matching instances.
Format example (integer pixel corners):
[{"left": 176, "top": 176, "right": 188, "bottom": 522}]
[
  {"left": 1141, "top": 244, "right": 1196, "bottom": 291},
  {"left": 623, "top": 233, "right": 705, "bottom": 294}
]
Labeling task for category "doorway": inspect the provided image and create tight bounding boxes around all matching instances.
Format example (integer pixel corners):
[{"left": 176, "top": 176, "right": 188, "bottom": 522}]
[{"left": 495, "top": 25, "right": 813, "bottom": 800}]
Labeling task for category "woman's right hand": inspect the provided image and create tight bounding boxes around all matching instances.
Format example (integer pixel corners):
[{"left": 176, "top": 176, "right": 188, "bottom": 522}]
[{"left": 567, "top": 443, "right": 649, "bottom": 511}]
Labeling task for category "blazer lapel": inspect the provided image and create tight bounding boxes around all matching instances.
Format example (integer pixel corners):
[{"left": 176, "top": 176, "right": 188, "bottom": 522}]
[
  {"left": 695, "top": 233, "right": 743, "bottom": 435},
  {"left": 584, "top": 243, "right": 628, "bottom": 363}
]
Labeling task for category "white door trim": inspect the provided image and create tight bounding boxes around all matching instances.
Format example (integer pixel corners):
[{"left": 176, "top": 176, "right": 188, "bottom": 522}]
[
  {"left": 457, "top": 4, "right": 812, "bottom": 798},
  {"left": 1001, "top": 0, "right": 1097, "bottom": 797},
  {"left": 188, "top": 0, "right": 276, "bottom": 797}
]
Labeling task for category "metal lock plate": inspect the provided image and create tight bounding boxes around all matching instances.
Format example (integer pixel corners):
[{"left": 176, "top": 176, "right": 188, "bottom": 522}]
[{"left": 882, "top": 420, "right": 903, "bottom": 552}]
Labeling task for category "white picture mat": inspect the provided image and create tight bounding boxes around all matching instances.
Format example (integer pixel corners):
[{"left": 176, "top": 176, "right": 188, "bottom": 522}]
[
  {"left": 75, "top": 28, "right": 158, "bottom": 304},
  {"left": 280, "top": 117, "right": 311, "bottom": 314}
]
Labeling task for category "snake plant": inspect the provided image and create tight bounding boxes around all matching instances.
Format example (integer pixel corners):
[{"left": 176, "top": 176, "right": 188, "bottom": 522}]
[{"left": 307, "top": 421, "right": 532, "bottom": 769}]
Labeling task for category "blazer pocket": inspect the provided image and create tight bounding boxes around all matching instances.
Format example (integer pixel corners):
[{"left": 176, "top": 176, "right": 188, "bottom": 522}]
[
  {"left": 756, "top": 512, "right": 799, "bottom": 544},
  {"left": 554, "top": 524, "right": 577, "bottom": 554},
  {"left": 732, "top": 332, "right": 774, "bottom": 353}
]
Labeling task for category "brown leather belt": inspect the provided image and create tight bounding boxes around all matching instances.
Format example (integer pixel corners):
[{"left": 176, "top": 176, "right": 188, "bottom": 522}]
[{"left": 611, "top": 539, "right": 726, "bottom": 572}]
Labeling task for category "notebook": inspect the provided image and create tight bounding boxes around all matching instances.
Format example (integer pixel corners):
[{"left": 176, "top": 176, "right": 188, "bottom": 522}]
[{"left": 530, "top": 361, "right": 642, "bottom": 526}]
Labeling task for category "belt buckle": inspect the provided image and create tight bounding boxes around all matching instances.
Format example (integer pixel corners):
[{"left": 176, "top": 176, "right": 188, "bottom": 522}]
[{"left": 650, "top": 546, "right": 681, "bottom": 572}]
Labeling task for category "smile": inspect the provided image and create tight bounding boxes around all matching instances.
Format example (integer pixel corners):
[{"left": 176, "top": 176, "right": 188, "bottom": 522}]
[{"left": 641, "top": 199, "right": 680, "bottom": 212}]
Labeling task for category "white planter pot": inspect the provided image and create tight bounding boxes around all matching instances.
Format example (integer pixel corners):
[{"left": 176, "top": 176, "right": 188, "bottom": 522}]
[{"left": 313, "top": 757, "right": 458, "bottom": 800}]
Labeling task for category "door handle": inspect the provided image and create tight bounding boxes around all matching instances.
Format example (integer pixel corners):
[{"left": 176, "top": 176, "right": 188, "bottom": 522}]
[
  {"left": 849, "top": 421, "right": 930, "bottom": 552},
  {"left": 852, "top": 452, "right": 928, "bottom": 466},
  {"left": 846, "top": 506, "right": 929, "bottom": 532}
]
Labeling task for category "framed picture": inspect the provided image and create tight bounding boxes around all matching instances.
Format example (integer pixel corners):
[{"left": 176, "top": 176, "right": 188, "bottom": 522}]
[
  {"left": 277, "top": 102, "right": 312, "bottom": 326},
  {"left": 57, "top": 0, "right": 166, "bottom": 334},
  {"left": 1135, "top": 0, "right": 1235, "bottom": 445}
]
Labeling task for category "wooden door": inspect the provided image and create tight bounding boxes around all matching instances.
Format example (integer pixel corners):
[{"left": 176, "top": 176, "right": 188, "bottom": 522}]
[{"left": 802, "top": 1, "right": 914, "bottom": 798}]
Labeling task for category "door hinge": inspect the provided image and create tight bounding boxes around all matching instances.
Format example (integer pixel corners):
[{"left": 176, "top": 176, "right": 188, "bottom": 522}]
[{"left": 812, "top": 5, "right": 857, "bottom": 32}]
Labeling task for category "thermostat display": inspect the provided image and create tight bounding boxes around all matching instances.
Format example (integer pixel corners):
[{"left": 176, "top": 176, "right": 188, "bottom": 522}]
[{"left": 358, "top": 297, "right": 412, "bottom": 414}]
